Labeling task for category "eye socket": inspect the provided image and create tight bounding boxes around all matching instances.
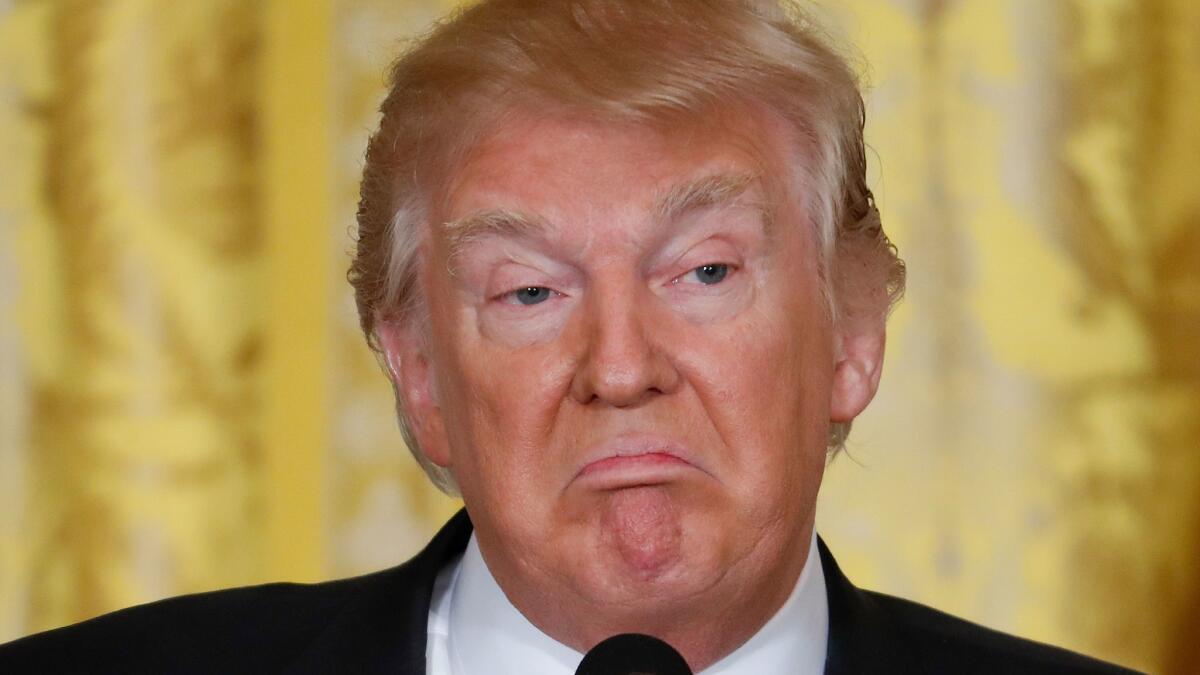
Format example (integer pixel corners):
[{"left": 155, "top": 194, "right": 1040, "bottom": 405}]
[
  {"left": 508, "top": 286, "right": 554, "bottom": 305},
  {"left": 679, "top": 263, "right": 730, "bottom": 286}
]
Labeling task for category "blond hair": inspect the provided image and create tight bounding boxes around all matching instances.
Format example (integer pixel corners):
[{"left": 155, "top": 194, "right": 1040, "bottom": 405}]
[{"left": 350, "top": 0, "right": 906, "bottom": 493}]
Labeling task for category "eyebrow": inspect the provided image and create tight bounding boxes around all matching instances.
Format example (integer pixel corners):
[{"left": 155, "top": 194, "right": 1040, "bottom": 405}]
[
  {"left": 444, "top": 208, "right": 546, "bottom": 253},
  {"left": 441, "top": 171, "right": 768, "bottom": 268},
  {"left": 653, "top": 171, "right": 761, "bottom": 224}
]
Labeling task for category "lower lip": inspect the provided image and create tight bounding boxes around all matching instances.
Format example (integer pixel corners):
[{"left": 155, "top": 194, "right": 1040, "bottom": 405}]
[{"left": 577, "top": 453, "right": 692, "bottom": 488}]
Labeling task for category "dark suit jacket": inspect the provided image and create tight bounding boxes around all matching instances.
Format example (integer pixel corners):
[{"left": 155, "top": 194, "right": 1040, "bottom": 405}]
[{"left": 0, "top": 510, "right": 1138, "bottom": 674}]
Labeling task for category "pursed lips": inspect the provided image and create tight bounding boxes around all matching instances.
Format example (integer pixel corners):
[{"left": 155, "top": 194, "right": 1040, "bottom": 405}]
[{"left": 574, "top": 434, "right": 707, "bottom": 489}]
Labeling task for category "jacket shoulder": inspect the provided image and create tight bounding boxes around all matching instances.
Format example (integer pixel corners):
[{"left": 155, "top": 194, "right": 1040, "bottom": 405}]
[
  {"left": 0, "top": 510, "right": 475, "bottom": 675},
  {"left": 0, "top": 567, "right": 400, "bottom": 675},
  {"left": 865, "top": 590, "right": 1142, "bottom": 674}
]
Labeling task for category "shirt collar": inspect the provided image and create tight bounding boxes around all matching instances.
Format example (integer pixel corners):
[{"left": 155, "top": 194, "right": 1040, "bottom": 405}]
[{"left": 442, "top": 531, "right": 828, "bottom": 675}]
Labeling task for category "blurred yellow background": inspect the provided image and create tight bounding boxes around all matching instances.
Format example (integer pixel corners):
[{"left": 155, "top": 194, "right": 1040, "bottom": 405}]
[{"left": 1, "top": 1, "right": 1197, "bottom": 672}]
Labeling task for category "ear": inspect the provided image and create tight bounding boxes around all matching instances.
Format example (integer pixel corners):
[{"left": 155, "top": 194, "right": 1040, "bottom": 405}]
[
  {"left": 375, "top": 318, "right": 453, "bottom": 468},
  {"left": 829, "top": 320, "right": 886, "bottom": 423}
]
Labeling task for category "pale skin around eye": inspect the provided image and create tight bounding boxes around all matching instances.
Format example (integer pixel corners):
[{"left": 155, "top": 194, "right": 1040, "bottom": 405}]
[
  {"left": 471, "top": 229, "right": 761, "bottom": 350},
  {"left": 499, "top": 262, "right": 733, "bottom": 306}
]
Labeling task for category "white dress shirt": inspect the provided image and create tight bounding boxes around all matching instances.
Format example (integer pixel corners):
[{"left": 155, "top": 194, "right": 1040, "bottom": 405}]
[{"left": 426, "top": 531, "right": 828, "bottom": 674}]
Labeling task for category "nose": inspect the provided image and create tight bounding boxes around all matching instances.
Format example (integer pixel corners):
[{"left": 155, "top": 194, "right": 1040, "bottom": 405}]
[{"left": 568, "top": 284, "right": 682, "bottom": 407}]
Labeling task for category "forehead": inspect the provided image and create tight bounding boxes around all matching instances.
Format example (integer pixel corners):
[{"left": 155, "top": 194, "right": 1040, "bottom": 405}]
[{"left": 437, "top": 107, "right": 800, "bottom": 228}]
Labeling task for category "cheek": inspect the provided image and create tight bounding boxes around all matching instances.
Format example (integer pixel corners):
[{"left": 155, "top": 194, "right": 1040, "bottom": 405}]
[
  {"left": 707, "top": 322, "right": 813, "bottom": 425},
  {"left": 675, "top": 281, "right": 833, "bottom": 481},
  {"left": 440, "top": 318, "right": 578, "bottom": 477}
]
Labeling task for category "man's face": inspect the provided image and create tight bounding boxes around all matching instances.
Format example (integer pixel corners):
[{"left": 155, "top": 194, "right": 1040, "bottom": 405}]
[{"left": 381, "top": 107, "right": 875, "bottom": 642}]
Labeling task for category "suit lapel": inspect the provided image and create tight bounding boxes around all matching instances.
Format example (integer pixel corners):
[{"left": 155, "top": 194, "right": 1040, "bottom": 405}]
[
  {"left": 819, "top": 537, "right": 923, "bottom": 674},
  {"left": 286, "top": 509, "right": 474, "bottom": 674}
]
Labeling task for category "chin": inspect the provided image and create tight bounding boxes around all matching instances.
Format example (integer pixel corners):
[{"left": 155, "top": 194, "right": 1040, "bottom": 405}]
[{"left": 576, "top": 490, "right": 731, "bottom": 598}]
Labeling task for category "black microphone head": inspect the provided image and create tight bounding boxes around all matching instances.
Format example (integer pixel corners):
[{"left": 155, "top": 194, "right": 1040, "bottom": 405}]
[{"left": 575, "top": 633, "right": 693, "bottom": 675}]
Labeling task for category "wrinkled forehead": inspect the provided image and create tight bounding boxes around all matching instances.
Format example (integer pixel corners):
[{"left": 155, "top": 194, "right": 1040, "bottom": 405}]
[{"left": 428, "top": 101, "right": 807, "bottom": 239}]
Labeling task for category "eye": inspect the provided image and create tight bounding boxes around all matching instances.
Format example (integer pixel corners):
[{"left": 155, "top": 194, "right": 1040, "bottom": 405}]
[
  {"left": 507, "top": 286, "right": 555, "bottom": 305},
  {"left": 678, "top": 263, "right": 730, "bottom": 286}
]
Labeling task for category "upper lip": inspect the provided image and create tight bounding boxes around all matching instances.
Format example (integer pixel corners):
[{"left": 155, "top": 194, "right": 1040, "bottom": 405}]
[{"left": 574, "top": 433, "right": 702, "bottom": 479}]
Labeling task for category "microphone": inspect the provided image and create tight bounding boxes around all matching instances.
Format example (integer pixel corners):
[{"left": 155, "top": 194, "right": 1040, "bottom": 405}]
[{"left": 575, "top": 633, "right": 693, "bottom": 675}]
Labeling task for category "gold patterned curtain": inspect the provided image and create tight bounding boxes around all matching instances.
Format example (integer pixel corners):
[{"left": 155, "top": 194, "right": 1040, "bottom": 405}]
[{"left": 0, "top": 1, "right": 1195, "bottom": 672}]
